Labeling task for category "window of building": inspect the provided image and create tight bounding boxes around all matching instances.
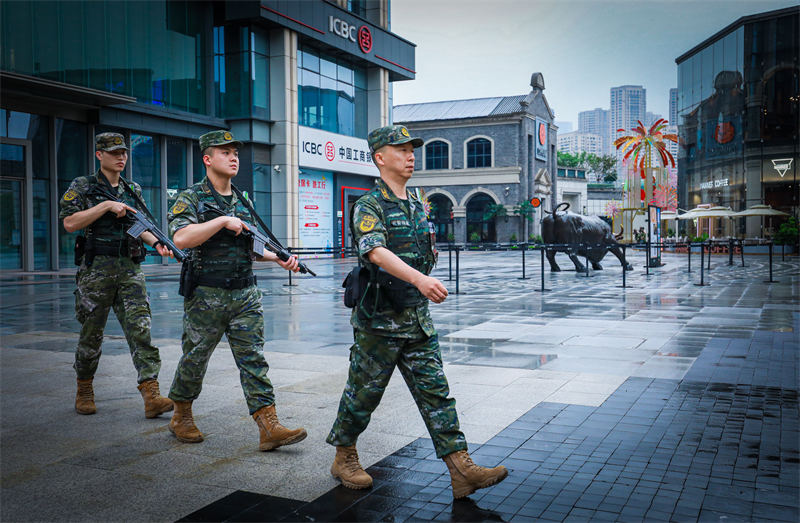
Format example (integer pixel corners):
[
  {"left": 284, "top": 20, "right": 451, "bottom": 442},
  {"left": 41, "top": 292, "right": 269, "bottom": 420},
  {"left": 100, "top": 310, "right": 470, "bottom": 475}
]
[
  {"left": 1, "top": 1, "right": 209, "bottom": 114},
  {"left": 425, "top": 140, "right": 449, "bottom": 170},
  {"left": 466, "top": 137, "right": 491, "bottom": 168},
  {"left": 214, "top": 25, "right": 269, "bottom": 119},
  {"left": 298, "top": 45, "right": 367, "bottom": 137},
  {"left": 428, "top": 194, "right": 453, "bottom": 241},
  {"left": 130, "top": 133, "right": 161, "bottom": 264},
  {"left": 347, "top": 0, "right": 367, "bottom": 17}
]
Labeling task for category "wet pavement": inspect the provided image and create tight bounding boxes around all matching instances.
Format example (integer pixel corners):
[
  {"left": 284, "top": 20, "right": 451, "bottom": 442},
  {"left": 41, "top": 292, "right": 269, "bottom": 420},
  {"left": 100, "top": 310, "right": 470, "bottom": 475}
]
[{"left": 0, "top": 249, "right": 797, "bottom": 522}]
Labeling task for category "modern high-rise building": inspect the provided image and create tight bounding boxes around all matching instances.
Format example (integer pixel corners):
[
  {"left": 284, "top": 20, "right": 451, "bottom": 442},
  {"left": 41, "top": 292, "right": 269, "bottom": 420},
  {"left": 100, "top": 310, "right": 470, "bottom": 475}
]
[
  {"left": 578, "top": 108, "right": 610, "bottom": 155},
  {"left": 557, "top": 131, "right": 603, "bottom": 157},
  {"left": 0, "top": 0, "right": 415, "bottom": 271},
  {"left": 676, "top": 6, "right": 798, "bottom": 237},
  {"left": 669, "top": 88, "right": 678, "bottom": 126},
  {"left": 610, "top": 85, "right": 646, "bottom": 174}
]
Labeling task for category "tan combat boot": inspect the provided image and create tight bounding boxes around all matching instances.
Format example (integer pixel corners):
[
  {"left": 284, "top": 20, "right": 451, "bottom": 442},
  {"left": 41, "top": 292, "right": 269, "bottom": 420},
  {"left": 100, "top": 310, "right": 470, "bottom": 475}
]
[
  {"left": 331, "top": 445, "right": 373, "bottom": 489},
  {"left": 75, "top": 378, "right": 96, "bottom": 415},
  {"left": 252, "top": 405, "right": 307, "bottom": 451},
  {"left": 137, "top": 379, "right": 174, "bottom": 418},
  {"left": 443, "top": 450, "right": 508, "bottom": 499},
  {"left": 169, "top": 401, "right": 204, "bottom": 443}
]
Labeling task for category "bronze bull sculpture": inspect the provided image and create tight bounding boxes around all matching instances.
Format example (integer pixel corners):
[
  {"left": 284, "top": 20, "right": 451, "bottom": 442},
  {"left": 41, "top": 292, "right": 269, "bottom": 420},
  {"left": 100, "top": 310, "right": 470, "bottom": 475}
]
[{"left": 541, "top": 203, "right": 634, "bottom": 272}]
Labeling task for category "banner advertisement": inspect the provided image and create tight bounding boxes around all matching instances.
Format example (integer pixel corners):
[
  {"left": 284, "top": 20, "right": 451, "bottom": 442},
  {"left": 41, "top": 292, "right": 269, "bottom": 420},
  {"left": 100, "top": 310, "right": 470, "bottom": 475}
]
[
  {"left": 298, "top": 126, "right": 378, "bottom": 177},
  {"left": 535, "top": 118, "right": 548, "bottom": 161},
  {"left": 298, "top": 170, "right": 334, "bottom": 255}
]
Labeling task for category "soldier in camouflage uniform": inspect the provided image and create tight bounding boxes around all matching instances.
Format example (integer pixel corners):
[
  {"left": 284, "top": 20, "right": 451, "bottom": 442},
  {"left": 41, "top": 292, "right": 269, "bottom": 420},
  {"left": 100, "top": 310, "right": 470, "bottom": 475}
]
[
  {"left": 166, "top": 130, "right": 307, "bottom": 451},
  {"left": 326, "top": 125, "right": 508, "bottom": 498},
  {"left": 59, "top": 132, "right": 174, "bottom": 418}
]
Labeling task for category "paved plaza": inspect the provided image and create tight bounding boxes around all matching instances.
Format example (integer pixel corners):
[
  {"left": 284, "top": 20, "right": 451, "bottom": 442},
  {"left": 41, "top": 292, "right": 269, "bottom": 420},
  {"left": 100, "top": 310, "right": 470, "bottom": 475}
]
[{"left": 0, "top": 248, "right": 798, "bottom": 522}]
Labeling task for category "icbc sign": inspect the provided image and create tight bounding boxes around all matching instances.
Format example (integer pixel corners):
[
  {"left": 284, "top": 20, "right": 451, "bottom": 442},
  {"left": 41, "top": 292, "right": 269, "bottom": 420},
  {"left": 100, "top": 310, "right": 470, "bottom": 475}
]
[
  {"left": 329, "top": 16, "right": 372, "bottom": 54},
  {"left": 358, "top": 26, "right": 372, "bottom": 53}
]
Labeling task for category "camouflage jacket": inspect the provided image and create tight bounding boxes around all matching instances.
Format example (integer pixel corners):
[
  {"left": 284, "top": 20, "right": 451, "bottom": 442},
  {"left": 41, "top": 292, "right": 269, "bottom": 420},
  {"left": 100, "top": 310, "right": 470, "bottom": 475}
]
[
  {"left": 351, "top": 178, "right": 437, "bottom": 338},
  {"left": 168, "top": 177, "right": 255, "bottom": 279},
  {"left": 59, "top": 170, "right": 144, "bottom": 242}
]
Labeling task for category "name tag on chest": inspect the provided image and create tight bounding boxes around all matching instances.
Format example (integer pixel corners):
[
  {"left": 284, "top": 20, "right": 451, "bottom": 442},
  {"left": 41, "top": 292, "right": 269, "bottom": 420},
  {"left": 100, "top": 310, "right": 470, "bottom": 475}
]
[{"left": 390, "top": 219, "right": 411, "bottom": 227}]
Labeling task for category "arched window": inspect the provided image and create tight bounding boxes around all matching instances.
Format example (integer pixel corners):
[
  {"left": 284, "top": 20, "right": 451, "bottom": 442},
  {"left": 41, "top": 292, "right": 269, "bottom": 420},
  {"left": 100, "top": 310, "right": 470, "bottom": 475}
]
[
  {"left": 466, "top": 138, "right": 491, "bottom": 168},
  {"left": 466, "top": 193, "right": 496, "bottom": 242},
  {"left": 428, "top": 194, "right": 453, "bottom": 241},
  {"left": 425, "top": 140, "right": 449, "bottom": 170}
]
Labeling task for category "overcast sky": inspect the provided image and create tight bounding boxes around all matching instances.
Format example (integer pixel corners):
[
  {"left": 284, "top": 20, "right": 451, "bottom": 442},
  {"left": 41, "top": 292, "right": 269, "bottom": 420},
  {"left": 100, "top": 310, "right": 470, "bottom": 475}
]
[{"left": 391, "top": 0, "right": 798, "bottom": 129}]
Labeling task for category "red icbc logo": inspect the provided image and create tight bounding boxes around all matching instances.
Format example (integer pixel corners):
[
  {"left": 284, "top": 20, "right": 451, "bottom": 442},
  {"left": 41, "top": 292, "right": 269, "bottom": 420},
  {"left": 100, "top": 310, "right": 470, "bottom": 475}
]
[
  {"left": 538, "top": 122, "right": 546, "bottom": 145},
  {"left": 325, "top": 141, "right": 335, "bottom": 161},
  {"left": 358, "top": 26, "right": 372, "bottom": 54}
]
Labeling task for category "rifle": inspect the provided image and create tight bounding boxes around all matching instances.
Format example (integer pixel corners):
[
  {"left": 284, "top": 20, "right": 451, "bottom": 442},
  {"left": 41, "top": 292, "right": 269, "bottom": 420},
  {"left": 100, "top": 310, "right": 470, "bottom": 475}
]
[
  {"left": 89, "top": 183, "right": 187, "bottom": 263},
  {"left": 201, "top": 203, "right": 316, "bottom": 276}
]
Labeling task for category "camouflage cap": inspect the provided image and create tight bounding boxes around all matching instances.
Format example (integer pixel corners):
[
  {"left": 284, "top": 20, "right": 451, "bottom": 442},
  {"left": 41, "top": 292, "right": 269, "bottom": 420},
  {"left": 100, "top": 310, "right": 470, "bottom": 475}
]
[
  {"left": 95, "top": 132, "right": 128, "bottom": 152},
  {"left": 367, "top": 125, "right": 423, "bottom": 153},
  {"left": 199, "top": 130, "right": 242, "bottom": 151}
]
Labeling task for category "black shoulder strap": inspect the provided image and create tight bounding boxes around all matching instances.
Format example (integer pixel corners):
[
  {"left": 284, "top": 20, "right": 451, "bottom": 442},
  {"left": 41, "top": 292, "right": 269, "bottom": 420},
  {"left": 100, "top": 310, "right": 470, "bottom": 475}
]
[
  {"left": 120, "top": 181, "right": 159, "bottom": 224},
  {"left": 230, "top": 184, "right": 287, "bottom": 251}
]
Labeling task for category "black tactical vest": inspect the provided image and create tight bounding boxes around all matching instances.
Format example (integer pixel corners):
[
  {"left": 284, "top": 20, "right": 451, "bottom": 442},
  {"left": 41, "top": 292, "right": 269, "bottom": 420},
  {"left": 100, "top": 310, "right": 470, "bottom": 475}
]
[{"left": 191, "top": 185, "right": 254, "bottom": 279}]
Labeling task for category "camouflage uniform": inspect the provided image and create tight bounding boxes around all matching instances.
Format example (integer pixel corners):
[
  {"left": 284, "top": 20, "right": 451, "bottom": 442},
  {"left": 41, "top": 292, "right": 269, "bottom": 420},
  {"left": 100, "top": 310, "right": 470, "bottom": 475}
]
[
  {"left": 59, "top": 139, "right": 161, "bottom": 383},
  {"left": 167, "top": 163, "right": 276, "bottom": 415},
  {"left": 327, "top": 173, "right": 468, "bottom": 459}
]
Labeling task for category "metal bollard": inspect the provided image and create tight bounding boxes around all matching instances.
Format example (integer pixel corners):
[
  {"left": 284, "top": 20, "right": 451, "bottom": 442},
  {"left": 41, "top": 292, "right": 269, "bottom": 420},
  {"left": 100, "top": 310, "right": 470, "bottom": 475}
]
[
  {"left": 520, "top": 242, "right": 528, "bottom": 280},
  {"left": 729, "top": 238, "right": 734, "bottom": 266},
  {"left": 455, "top": 246, "right": 460, "bottom": 294},
  {"left": 645, "top": 240, "right": 651, "bottom": 276},
  {"left": 707, "top": 242, "right": 712, "bottom": 271},
  {"left": 694, "top": 242, "right": 708, "bottom": 286},
  {"left": 447, "top": 243, "right": 453, "bottom": 281},
  {"left": 687, "top": 242, "right": 692, "bottom": 273},
  {"left": 764, "top": 242, "right": 777, "bottom": 283},
  {"left": 740, "top": 240, "right": 746, "bottom": 267},
  {"left": 622, "top": 244, "right": 627, "bottom": 289},
  {"left": 283, "top": 247, "right": 297, "bottom": 287},
  {"left": 536, "top": 245, "right": 550, "bottom": 292}
]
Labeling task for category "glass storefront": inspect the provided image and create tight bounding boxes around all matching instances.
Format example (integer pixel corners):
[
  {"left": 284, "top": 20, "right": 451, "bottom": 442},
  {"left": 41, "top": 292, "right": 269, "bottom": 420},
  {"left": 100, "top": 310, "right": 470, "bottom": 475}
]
[
  {"left": 677, "top": 9, "right": 798, "bottom": 237},
  {"left": 1, "top": 1, "right": 209, "bottom": 114}
]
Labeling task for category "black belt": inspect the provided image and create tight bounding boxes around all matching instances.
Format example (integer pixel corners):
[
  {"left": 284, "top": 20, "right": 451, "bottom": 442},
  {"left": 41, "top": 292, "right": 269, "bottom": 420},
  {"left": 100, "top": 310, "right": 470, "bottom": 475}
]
[
  {"left": 91, "top": 241, "right": 128, "bottom": 257},
  {"left": 196, "top": 275, "right": 257, "bottom": 290}
]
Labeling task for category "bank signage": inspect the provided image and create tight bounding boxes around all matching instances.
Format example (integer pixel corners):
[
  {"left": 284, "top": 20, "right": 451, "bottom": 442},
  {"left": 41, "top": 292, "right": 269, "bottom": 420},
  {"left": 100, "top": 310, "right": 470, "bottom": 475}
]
[
  {"left": 328, "top": 16, "right": 372, "bottom": 54},
  {"left": 298, "top": 126, "right": 378, "bottom": 177},
  {"left": 298, "top": 170, "right": 334, "bottom": 251},
  {"left": 535, "top": 118, "right": 548, "bottom": 161},
  {"left": 255, "top": 1, "right": 415, "bottom": 80}
]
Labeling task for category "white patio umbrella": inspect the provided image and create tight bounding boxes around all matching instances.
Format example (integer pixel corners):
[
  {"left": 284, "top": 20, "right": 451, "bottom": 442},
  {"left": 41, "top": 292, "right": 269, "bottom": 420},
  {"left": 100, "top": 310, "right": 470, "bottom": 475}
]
[
  {"left": 677, "top": 206, "right": 734, "bottom": 238},
  {"left": 731, "top": 204, "right": 790, "bottom": 239},
  {"left": 730, "top": 204, "right": 789, "bottom": 217}
]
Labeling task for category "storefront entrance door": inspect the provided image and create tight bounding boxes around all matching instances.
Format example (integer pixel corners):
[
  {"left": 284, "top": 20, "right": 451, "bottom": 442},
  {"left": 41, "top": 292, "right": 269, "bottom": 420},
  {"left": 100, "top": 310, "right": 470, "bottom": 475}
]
[{"left": 0, "top": 140, "right": 33, "bottom": 271}]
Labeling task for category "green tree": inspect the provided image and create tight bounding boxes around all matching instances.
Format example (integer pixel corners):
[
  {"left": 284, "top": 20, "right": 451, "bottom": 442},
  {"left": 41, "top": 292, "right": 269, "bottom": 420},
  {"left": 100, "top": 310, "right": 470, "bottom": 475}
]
[
  {"left": 774, "top": 216, "right": 798, "bottom": 246},
  {"left": 585, "top": 154, "right": 618, "bottom": 182},
  {"left": 483, "top": 203, "right": 507, "bottom": 221},
  {"left": 557, "top": 151, "right": 581, "bottom": 167}
]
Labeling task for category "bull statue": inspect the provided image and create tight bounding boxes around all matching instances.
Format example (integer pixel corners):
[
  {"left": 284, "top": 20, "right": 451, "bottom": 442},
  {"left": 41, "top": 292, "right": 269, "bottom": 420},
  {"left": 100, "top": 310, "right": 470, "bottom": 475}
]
[{"left": 541, "top": 203, "right": 634, "bottom": 272}]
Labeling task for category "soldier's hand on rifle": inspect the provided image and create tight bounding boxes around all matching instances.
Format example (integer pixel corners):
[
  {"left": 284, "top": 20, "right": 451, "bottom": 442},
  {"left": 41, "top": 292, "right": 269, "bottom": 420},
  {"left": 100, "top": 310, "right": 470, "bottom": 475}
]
[
  {"left": 106, "top": 201, "right": 137, "bottom": 218},
  {"left": 153, "top": 241, "right": 174, "bottom": 259},
  {"left": 277, "top": 254, "right": 300, "bottom": 273},
  {"left": 223, "top": 216, "right": 250, "bottom": 236},
  {"left": 415, "top": 275, "right": 448, "bottom": 304}
]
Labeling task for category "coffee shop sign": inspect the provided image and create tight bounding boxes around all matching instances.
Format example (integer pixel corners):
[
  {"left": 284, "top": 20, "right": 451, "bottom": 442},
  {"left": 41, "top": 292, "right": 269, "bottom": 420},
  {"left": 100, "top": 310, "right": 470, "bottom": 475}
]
[{"left": 700, "top": 178, "right": 729, "bottom": 190}]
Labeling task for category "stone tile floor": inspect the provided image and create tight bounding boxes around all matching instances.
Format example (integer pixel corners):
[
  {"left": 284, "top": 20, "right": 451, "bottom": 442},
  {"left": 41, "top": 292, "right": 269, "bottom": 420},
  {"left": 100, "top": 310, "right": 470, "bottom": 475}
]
[{"left": 1, "top": 249, "right": 798, "bottom": 522}]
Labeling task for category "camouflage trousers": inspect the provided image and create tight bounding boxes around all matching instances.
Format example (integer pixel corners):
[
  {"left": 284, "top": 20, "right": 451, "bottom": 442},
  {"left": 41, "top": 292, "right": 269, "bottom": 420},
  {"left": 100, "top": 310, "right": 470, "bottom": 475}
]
[
  {"left": 168, "top": 285, "right": 274, "bottom": 414},
  {"left": 73, "top": 255, "right": 160, "bottom": 383},
  {"left": 327, "top": 329, "right": 467, "bottom": 458}
]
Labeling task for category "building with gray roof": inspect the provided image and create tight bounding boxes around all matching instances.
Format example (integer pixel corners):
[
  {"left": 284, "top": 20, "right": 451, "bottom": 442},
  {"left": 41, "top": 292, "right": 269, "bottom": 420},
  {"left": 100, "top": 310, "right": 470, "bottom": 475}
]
[{"left": 394, "top": 73, "right": 558, "bottom": 244}]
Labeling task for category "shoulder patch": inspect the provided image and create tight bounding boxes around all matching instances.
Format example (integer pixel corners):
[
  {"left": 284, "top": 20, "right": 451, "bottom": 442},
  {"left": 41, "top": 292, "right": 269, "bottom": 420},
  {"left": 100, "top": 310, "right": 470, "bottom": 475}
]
[
  {"left": 171, "top": 201, "right": 189, "bottom": 215},
  {"left": 63, "top": 189, "right": 79, "bottom": 202},
  {"left": 358, "top": 214, "right": 378, "bottom": 232}
]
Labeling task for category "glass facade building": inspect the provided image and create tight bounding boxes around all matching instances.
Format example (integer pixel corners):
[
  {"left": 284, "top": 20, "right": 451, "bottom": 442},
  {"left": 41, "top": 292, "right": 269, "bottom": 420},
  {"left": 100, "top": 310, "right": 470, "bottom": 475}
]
[
  {"left": 676, "top": 6, "right": 798, "bottom": 238},
  {"left": 0, "top": 0, "right": 416, "bottom": 271}
]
